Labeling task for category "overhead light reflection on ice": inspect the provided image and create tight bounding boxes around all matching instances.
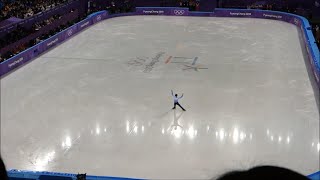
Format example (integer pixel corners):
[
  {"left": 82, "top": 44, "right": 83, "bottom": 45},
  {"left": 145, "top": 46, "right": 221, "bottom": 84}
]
[
  {"left": 171, "top": 127, "right": 183, "bottom": 139},
  {"left": 126, "top": 121, "right": 130, "bottom": 133},
  {"left": 96, "top": 127, "right": 100, "bottom": 135},
  {"left": 219, "top": 129, "right": 225, "bottom": 141},
  {"left": 133, "top": 126, "right": 138, "bottom": 134},
  {"left": 64, "top": 136, "right": 72, "bottom": 148},
  {"left": 240, "top": 131, "right": 245, "bottom": 141},
  {"left": 187, "top": 126, "right": 196, "bottom": 139},
  {"left": 34, "top": 151, "right": 55, "bottom": 171},
  {"left": 233, "top": 128, "right": 239, "bottom": 144}
]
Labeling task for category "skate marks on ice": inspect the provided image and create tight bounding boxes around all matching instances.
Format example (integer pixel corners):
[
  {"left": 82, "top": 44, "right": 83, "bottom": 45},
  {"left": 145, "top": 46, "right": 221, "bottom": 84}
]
[
  {"left": 127, "top": 56, "right": 148, "bottom": 66},
  {"left": 167, "top": 56, "right": 208, "bottom": 71},
  {"left": 126, "top": 52, "right": 165, "bottom": 73},
  {"left": 182, "top": 57, "right": 208, "bottom": 71},
  {"left": 143, "top": 52, "right": 165, "bottom": 73},
  {"left": 127, "top": 54, "right": 208, "bottom": 72},
  {"left": 164, "top": 56, "right": 208, "bottom": 72}
]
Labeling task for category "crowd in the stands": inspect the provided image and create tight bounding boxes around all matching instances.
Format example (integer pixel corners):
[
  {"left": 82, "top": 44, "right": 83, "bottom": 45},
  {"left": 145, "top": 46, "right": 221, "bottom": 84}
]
[
  {"left": 0, "top": 0, "right": 71, "bottom": 21},
  {"left": 0, "top": 2, "right": 80, "bottom": 62},
  {"left": 178, "top": 0, "right": 201, "bottom": 11},
  {"left": 88, "top": 0, "right": 133, "bottom": 14},
  {"left": 314, "top": 24, "right": 320, "bottom": 46},
  {"left": 0, "top": 14, "right": 63, "bottom": 50},
  {"left": 0, "top": 26, "right": 28, "bottom": 49}
]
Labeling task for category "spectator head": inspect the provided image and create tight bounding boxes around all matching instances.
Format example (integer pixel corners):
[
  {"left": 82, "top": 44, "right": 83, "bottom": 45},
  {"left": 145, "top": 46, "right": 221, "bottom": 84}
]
[
  {"left": 0, "top": 156, "right": 7, "bottom": 180},
  {"left": 216, "top": 166, "right": 309, "bottom": 180}
]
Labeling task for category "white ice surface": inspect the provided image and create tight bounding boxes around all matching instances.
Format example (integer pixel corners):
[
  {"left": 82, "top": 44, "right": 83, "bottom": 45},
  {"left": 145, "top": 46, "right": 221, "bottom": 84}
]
[{"left": 1, "top": 16, "right": 319, "bottom": 179}]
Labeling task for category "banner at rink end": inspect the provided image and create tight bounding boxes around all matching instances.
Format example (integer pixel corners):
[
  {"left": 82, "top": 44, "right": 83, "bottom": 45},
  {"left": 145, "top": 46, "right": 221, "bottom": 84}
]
[{"left": 136, "top": 7, "right": 189, "bottom": 16}]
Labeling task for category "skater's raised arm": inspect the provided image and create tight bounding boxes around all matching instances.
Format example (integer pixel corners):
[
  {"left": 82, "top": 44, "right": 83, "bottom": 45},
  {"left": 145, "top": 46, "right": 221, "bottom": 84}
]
[
  {"left": 171, "top": 90, "right": 174, "bottom": 97},
  {"left": 179, "top": 94, "right": 184, "bottom": 99}
]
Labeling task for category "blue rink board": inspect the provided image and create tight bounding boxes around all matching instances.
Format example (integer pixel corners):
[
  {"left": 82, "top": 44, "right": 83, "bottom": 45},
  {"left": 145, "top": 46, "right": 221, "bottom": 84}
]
[{"left": 7, "top": 169, "right": 320, "bottom": 180}]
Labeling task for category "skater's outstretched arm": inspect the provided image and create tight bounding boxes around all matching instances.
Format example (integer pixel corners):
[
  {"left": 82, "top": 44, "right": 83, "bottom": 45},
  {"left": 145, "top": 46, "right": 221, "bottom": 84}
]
[
  {"left": 171, "top": 90, "right": 174, "bottom": 97},
  {"left": 179, "top": 94, "right": 184, "bottom": 99}
]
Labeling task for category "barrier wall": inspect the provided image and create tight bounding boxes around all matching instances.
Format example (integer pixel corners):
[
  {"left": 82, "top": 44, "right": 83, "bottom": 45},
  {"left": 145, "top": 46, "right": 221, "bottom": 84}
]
[
  {"left": 8, "top": 169, "right": 145, "bottom": 180},
  {"left": 2, "top": 7, "right": 320, "bottom": 180}
]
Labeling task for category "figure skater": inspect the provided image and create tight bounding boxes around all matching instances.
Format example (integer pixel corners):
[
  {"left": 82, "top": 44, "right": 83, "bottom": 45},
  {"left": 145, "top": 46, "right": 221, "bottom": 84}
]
[{"left": 171, "top": 90, "right": 186, "bottom": 111}]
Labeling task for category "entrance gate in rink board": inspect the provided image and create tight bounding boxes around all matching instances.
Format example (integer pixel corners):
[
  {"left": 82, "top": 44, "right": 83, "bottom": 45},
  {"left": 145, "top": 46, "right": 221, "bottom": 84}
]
[{"left": 2, "top": 7, "right": 319, "bottom": 180}]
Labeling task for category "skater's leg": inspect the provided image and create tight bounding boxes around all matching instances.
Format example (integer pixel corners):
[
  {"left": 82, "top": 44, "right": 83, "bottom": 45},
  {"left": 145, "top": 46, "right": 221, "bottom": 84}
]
[
  {"left": 177, "top": 103, "right": 186, "bottom": 111},
  {"left": 172, "top": 103, "right": 176, "bottom": 109}
]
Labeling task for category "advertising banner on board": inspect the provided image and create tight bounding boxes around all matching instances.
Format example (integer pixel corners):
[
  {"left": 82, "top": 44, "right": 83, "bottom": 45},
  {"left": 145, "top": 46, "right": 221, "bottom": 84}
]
[
  {"left": 213, "top": 9, "right": 254, "bottom": 17},
  {"left": 91, "top": 11, "right": 108, "bottom": 24},
  {"left": 0, "top": 50, "right": 30, "bottom": 76},
  {"left": 188, "top": 12, "right": 213, "bottom": 17},
  {"left": 78, "top": 19, "right": 92, "bottom": 31},
  {"left": 136, "top": 7, "right": 189, "bottom": 16},
  {"left": 64, "top": 25, "right": 78, "bottom": 40}
]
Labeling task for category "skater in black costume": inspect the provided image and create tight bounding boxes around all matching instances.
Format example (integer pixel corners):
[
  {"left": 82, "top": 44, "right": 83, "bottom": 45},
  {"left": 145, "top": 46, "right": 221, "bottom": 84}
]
[{"left": 171, "top": 90, "right": 186, "bottom": 111}]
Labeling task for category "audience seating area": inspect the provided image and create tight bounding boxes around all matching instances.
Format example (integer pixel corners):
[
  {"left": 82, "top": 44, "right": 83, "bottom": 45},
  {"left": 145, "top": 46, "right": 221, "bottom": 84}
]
[{"left": 0, "top": 0, "right": 70, "bottom": 21}]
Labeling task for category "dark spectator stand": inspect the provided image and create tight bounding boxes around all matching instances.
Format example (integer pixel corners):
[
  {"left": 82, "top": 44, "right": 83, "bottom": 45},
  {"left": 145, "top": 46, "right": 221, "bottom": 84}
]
[{"left": 0, "top": 0, "right": 88, "bottom": 62}]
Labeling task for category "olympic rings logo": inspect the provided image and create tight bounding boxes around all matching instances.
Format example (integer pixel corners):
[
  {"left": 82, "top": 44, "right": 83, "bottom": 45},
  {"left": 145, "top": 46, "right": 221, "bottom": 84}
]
[
  {"left": 97, "top": 15, "right": 102, "bottom": 21},
  {"left": 67, "top": 29, "right": 73, "bottom": 36},
  {"left": 173, "top": 10, "right": 185, "bottom": 16},
  {"left": 294, "top": 18, "right": 299, "bottom": 25}
]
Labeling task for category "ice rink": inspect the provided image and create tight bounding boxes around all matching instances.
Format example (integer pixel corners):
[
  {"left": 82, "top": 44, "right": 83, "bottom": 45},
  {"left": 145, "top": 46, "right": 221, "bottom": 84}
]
[{"left": 1, "top": 16, "right": 319, "bottom": 179}]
